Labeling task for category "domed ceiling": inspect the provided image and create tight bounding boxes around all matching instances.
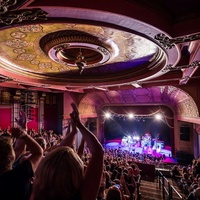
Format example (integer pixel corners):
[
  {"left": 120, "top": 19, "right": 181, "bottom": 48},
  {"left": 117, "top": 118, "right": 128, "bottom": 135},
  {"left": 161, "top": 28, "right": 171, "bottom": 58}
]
[
  {"left": 0, "top": 23, "right": 160, "bottom": 79},
  {"left": 0, "top": 0, "right": 200, "bottom": 101},
  {"left": 2, "top": 0, "right": 196, "bottom": 92}
]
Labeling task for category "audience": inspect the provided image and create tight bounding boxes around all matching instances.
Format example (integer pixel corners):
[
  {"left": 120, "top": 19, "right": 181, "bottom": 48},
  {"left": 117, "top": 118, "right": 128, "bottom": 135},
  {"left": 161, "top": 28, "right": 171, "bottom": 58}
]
[
  {"left": 106, "top": 185, "right": 124, "bottom": 200},
  {"left": 30, "top": 103, "right": 104, "bottom": 200},
  {"left": 2, "top": 103, "right": 200, "bottom": 200},
  {"left": 0, "top": 111, "right": 43, "bottom": 200},
  {"left": 126, "top": 167, "right": 136, "bottom": 199}
]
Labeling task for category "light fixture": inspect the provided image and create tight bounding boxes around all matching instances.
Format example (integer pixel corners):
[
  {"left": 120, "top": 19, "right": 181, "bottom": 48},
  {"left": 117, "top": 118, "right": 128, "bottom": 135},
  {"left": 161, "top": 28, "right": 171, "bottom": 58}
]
[
  {"left": 102, "top": 109, "right": 174, "bottom": 128},
  {"left": 105, "top": 112, "right": 111, "bottom": 119},
  {"left": 155, "top": 113, "right": 162, "bottom": 120},
  {"left": 75, "top": 50, "right": 87, "bottom": 74},
  {"left": 128, "top": 113, "right": 134, "bottom": 119}
]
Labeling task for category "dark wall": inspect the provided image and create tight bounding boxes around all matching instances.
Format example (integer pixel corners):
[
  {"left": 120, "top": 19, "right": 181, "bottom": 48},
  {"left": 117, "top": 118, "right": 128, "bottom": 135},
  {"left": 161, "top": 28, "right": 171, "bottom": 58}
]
[
  {"left": 44, "top": 93, "right": 63, "bottom": 134},
  {"left": 180, "top": 126, "right": 190, "bottom": 141}
]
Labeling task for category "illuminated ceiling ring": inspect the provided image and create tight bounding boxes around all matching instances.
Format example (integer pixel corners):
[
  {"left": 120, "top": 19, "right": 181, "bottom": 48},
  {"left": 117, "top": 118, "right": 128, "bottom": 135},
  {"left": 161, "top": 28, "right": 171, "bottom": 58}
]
[
  {"left": 48, "top": 42, "right": 111, "bottom": 67},
  {"left": 40, "top": 30, "right": 112, "bottom": 67}
]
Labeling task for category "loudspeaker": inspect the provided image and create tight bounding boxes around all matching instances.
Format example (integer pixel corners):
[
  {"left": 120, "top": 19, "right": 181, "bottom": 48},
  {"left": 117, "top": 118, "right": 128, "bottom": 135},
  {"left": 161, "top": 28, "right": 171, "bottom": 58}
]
[{"left": 180, "top": 126, "right": 190, "bottom": 141}]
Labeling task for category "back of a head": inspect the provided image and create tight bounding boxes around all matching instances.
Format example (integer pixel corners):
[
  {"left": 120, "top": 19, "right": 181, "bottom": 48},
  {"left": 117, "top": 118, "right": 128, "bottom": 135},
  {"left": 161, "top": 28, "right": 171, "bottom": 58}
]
[
  {"left": 0, "top": 137, "right": 14, "bottom": 175},
  {"left": 35, "top": 137, "right": 47, "bottom": 150},
  {"left": 106, "top": 185, "right": 122, "bottom": 200},
  {"left": 32, "top": 146, "right": 84, "bottom": 200}
]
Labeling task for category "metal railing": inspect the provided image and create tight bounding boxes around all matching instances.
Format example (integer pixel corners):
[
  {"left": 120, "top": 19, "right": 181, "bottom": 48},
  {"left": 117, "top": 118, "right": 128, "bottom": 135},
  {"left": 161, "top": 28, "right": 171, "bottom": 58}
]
[{"left": 157, "top": 170, "right": 184, "bottom": 200}]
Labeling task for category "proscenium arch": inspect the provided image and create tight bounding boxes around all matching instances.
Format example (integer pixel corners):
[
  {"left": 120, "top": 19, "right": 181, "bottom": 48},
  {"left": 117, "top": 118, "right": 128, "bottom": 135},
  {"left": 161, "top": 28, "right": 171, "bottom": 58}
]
[
  {"left": 79, "top": 86, "right": 199, "bottom": 118},
  {"left": 78, "top": 85, "right": 199, "bottom": 155}
]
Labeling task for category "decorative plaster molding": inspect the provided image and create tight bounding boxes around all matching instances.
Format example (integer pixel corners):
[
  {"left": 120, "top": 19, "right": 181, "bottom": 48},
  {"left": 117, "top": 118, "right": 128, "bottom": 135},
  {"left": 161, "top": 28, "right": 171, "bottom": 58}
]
[{"left": 155, "top": 33, "right": 200, "bottom": 49}]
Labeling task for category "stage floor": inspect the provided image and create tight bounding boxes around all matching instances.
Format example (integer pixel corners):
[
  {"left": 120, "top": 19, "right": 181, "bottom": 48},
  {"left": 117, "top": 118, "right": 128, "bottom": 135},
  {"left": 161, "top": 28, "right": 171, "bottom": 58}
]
[
  {"left": 105, "top": 141, "right": 173, "bottom": 159},
  {"left": 105, "top": 141, "right": 177, "bottom": 164}
]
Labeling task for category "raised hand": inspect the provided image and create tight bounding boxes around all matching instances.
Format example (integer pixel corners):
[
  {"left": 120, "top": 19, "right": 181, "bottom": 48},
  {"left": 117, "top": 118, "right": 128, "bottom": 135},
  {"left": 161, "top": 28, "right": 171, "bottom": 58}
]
[
  {"left": 70, "top": 103, "right": 81, "bottom": 125},
  {"left": 15, "top": 110, "right": 27, "bottom": 130}
]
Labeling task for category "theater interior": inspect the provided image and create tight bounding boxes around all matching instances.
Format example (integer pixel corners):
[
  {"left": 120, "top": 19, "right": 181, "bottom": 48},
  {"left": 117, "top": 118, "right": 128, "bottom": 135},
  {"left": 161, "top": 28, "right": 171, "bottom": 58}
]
[{"left": 0, "top": 0, "right": 200, "bottom": 162}]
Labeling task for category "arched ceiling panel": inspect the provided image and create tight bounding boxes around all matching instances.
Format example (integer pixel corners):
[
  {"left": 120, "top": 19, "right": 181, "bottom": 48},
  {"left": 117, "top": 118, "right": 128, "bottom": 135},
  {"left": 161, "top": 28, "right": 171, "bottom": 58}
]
[{"left": 79, "top": 86, "right": 199, "bottom": 118}]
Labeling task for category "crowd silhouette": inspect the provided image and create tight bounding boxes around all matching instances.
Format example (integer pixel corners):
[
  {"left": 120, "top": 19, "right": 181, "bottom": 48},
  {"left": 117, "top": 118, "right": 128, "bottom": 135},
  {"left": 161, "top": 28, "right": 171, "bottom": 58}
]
[{"left": 1, "top": 103, "right": 200, "bottom": 200}]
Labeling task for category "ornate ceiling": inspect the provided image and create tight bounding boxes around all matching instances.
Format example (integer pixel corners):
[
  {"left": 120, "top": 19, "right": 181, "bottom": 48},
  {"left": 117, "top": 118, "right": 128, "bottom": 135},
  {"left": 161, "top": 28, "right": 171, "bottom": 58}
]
[
  {"left": 0, "top": 23, "right": 161, "bottom": 84},
  {"left": 78, "top": 86, "right": 199, "bottom": 119},
  {"left": 0, "top": 0, "right": 200, "bottom": 120}
]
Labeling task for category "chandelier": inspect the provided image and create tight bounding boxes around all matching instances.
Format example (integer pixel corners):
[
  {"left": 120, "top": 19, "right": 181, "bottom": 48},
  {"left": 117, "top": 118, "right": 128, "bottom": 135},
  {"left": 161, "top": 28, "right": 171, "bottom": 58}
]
[{"left": 75, "top": 50, "right": 87, "bottom": 74}]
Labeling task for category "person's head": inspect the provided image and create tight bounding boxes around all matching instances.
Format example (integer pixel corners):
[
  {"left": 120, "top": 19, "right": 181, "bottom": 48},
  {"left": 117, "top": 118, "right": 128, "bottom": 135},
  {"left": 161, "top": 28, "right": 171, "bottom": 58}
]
[
  {"left": 106, "top": 185, "right": 122, "bottom": 200},
  {"left": 35, "top": 137, "right": 47, "bottom": 150},
  {"left": 32, "top": 146, "right": 84, "bottom": 200},
  {"left": 182, "top": 166, "right": 187, "bottom": 173},
  {"left": 183, "top": 173, "right": 189, "bottom": 179},
  {"left": 127, "top": 166, "right": 133, "bottom": 176},
  {"left": 0, "top": 137, "right": 15, "bottom": 174}
]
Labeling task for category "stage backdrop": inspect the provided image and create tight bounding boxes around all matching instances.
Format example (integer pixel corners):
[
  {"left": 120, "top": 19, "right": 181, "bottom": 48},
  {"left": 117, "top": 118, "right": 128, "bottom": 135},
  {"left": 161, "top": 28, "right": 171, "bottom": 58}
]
[{"left": 104, "top": 116, "right": 171, "bottom": 146}]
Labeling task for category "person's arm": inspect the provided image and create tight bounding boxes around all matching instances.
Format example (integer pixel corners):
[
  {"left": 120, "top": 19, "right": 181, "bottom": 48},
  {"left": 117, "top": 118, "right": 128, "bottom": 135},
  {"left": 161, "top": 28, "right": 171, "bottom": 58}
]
[
  {"left": 70, "top": 103, "right": 104, "bottom": 200},
  {"left": 12, "top": 110, "right": 43, "bottom": 172},
  {"left": 77, "top": 137, "right": 85, "bottom": 158},
  {"left": 13, "top": 137, "right": 26, "bottom": 161},
  {"left": 13, "top": 110, "right": 29, "bottom": 161},
  {"left": 11, "top": 128, "right": 43, "bottom": 172},
  {"left": 59, "top": 121, "right": 77, "bottom": 149}
]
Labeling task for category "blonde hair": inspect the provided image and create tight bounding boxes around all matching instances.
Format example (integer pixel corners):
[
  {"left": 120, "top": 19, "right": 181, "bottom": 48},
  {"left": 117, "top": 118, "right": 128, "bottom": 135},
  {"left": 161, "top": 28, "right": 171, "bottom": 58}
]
[{"left": 32, "top": 146, "right": 84, "bottom": 200}]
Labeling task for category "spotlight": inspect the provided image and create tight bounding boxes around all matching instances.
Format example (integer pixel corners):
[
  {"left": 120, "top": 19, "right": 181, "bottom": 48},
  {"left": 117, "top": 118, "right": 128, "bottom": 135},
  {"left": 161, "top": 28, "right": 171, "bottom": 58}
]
[
  {"left": 128, "top": 113, "right": 134, "bottom": 119},
  {"left": 136, "top": 136, "right": 140, "bottom": 141},
  {"left": 105, "top": 112, "right": 111, "bottom": 119},
  {"left": 155, "top": 113, "right": 162, "bottom": 120}
]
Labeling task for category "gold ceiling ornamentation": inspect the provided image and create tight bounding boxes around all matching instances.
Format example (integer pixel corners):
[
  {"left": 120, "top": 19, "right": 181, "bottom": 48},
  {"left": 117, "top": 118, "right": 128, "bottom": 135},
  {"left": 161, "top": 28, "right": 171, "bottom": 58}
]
[
  {"left": 0, "top": 22, "right": 166, "bottom": 88},
  {"left": 0, "top": 23, "right": 158, "bottom": 75},
  {"left": 40, "top": 30, "right": 111, "bottom": 67}
]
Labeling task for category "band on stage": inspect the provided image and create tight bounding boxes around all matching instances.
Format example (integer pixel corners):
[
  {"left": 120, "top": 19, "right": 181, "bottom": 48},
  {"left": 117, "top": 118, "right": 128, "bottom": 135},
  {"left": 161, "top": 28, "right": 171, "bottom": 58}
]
[{"left": 121, "top": 132, "right": 164, "bottom": 153}]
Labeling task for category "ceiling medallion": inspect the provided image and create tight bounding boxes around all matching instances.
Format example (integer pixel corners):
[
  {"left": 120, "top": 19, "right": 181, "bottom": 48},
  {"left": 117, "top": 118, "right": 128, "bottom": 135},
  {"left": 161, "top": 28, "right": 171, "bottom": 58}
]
[{"left": 40, "top": 30, "right": 111, "bottom": 69}]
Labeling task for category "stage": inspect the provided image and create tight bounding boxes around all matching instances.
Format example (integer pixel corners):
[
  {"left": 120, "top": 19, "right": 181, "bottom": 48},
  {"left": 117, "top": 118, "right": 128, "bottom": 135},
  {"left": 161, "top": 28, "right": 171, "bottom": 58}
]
[{"left": 104, "top": 139, "right": 177, "bottom": 164}]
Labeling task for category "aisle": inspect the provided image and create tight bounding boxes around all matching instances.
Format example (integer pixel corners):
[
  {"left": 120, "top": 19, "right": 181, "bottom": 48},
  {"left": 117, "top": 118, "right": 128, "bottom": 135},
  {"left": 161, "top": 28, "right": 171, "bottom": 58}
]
[
  {"left": 139, "top": 179, "right": 162, "bottom": 200},
  {"left": 139, "top": 178, "right": 187, "bottom": 200}
]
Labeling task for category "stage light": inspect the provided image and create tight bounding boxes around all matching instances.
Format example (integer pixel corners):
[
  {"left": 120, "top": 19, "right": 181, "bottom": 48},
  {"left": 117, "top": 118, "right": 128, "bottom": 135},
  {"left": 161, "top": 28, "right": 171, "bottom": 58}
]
[
  {"left": 128, "top": 113, "right": 134, "bottom": 119},
  {"left": 105, "top": 112, "right": 111, "bottom": 119},
  {"left": 133, "top": 135, "right": 140, "bottom": 141},
  {"left": 155, "top": 113, "right": 162, "bottom": 120},
  {"left": 136, "top": 136, "right": 140, "bottom": 141}
]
